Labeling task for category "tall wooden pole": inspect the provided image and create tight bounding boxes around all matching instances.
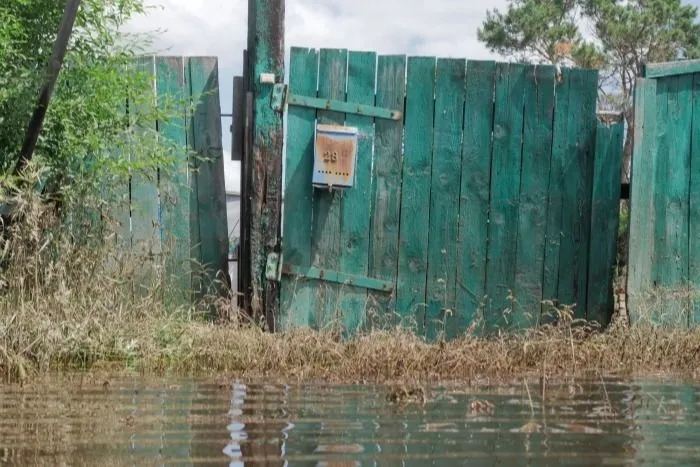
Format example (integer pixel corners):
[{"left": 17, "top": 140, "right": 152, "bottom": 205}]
[
  {"left": 246, "top": 0, "right": 285, "bottom": 330},
  {"left": 16, "top": 0, "right": 82, "bottom": 174}
]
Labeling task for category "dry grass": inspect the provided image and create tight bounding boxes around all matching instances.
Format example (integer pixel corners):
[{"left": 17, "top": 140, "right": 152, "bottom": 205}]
[{"left": 2, "top": 187, "right": 700, "bottom": 385}]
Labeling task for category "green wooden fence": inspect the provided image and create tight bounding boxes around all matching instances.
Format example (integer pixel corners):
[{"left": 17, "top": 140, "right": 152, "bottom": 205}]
[
  {"left": 628, "top": 59, "right": 700, "bottom": 327},
  {"left": 104, "top": 55, "right": 229, "bottom": 306},
  {"left": 279, "top": 47, "right": 623, "bottom": 338}
]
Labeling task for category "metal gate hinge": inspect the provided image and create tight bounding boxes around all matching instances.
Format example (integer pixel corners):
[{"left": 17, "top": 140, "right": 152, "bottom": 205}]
[{"left": 270, "top": 83, "right": 402, "bottom": 121}]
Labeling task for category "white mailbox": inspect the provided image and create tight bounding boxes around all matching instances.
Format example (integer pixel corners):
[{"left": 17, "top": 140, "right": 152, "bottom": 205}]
[{"left": 313, "top": 124, "right": 359, "bottom": 189}]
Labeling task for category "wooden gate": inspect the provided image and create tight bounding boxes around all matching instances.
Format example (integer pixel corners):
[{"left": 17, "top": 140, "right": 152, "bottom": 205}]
[
  {"left": 628, "top": 60, "right": 700, "bottom": 327},
  {"left": 278, "top": 47, "right": 622, "bottom": 338}
]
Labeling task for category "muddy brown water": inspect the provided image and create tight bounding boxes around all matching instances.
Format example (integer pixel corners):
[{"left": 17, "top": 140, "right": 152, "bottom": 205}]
[{"left": 1, "top": 375, "right": 700, "bottom": 465}]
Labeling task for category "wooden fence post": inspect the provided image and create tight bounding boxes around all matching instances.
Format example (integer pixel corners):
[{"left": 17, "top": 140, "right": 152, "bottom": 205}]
[{"left": 245, "top": 0, "right": 285, "bottom": 330}]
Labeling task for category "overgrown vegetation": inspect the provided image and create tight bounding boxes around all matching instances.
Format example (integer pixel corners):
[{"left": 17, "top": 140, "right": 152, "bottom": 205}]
[{"left": 3, "top": 0, "right": 700, "bottom": 385}]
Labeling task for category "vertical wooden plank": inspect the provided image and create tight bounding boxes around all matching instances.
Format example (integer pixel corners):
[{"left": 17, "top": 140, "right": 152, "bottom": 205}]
[
  {"left": 556, "top": 68, "right": 598, "bottom": 319},
  {"left": 652, "top": 74, "right": 692, "bottom": 326},
  {"left": 396, "top": 56, "right": 436, "bottom": 333},
  {"left": 156, "top": 57, "right": 192, "bottom": 305},
  {"left": 485, "top": 63, "right": 526, "bottom": 331},
  {"left": 627, "top": 77, "right": 658, "bottom": 324},
  {"left": 690, "top": 73, "right": 700, "bottom": 326},
  {"left": 338, "top": 50, "right": 376, "bottom": 335},
  {"left": 513, "top": 65, "right": 556, "bottom": 329},
  {"left": 587, "top": 118, "right": 624, "bottom": 327},
  {"left": 425, "top": 58, "right": 466, "bottom": 341},
  {"left": 311, "top": 48, "right": 348, "bottom": 329},
  {"left": 369, "top": 55, "right": 406, "bottom": 324},
  {"left": 130, "top": 55, "right": 161, "bottom": 294},
  {"left": 187, "top": 57, "right": 230, "bottom": 303},
  {"left": 542, "top": 69, "right": 572, "bottom": 321},
  {"left": 280, "top": 47, "right": 318, "bottom": 329},
  {"left": 248, "top": 0, "right": 285, "bottom": 329},
  {"left": 457, "top": 60, "right": 496, "bottom": 334},
  {"left": 156, "top": 56, "right": 191, "bottom": 306}
]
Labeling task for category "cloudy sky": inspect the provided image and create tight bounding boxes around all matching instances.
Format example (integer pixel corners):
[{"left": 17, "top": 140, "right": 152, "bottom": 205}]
[{"left": 125, "top": 0, "right": 700, "bottom": 192}]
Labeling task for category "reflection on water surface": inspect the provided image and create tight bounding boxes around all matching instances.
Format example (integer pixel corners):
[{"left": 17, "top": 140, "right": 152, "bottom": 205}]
[{"left": 1, "top": 375, "right": 700, "bottom": 465}]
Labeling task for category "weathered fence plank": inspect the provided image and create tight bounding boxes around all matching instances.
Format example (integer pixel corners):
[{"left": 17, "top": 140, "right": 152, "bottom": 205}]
[
  {"left": 690, "top": 73, "right": 700, "bottom": 325},
  {"left": 339, "top": 50, "right": 376, "bottom": 335},
  {"left": 312, "top": 48, "right": 348, "bottom": 328},
  {"left": 587, "top": 117, "right": 624, "bottom": 326},
  {"left": 186, "top": 57, "right": 229, "bottom": 301},
  {"left": 396, "top": 56, "right": 436, "bottom": 334},
  {"left": 486, "top": 63, "right": 526, "bottom": 330},
  {"left": 131, "top": 55, "right": 161, "bottom": 295},
  {"left": 457, "top": 60, "right": 496, "bottom": 333},
  {"left": 156, "top": 56, "right": 191, "bottom": 306},
  {"left": 556, "top": 69, "right": 598, "bottom": 319},
  {"left": 368, "top": 55, "right": 406, "bottom": 321},
  {"left": 280, "top": 47, "right": 318, "bottom": 329},
  {"left": 542, "top": 68, "right": 572, "bottom": 322},
  {"left": 425, "top": 58, "right": 466, "bottom": 341},
  {"left": 513, "top": 65, "right": 555, "bottom": 328},
  {"left": 627, "top": 77, "right": 658, "bottom": 324}
]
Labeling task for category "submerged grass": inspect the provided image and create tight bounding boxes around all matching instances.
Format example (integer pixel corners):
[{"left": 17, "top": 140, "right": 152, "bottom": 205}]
[{"left": 2, "top": 187, "right": 700, "bottom": 384}]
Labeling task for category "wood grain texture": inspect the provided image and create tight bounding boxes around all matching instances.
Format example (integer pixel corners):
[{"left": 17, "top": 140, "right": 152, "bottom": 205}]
[
  {"left": 513, "top": 65, "right": 555, "bottom": 329},
  {"left": 312, "top": 48, "right": 348, "bottom": 329},
  {"left": 457, "top": 60, "right": 496, "bottom": 334},
  {"left": 485, "top": 63, "right": 526, "bottom": 331},
  {"left": 368, "top": 55, "right": 406, "bottom": 323},
  {"left": 130, "top": 55, "right": 161, "bottom": 295},
  {"left": 556, "top": 68, "right": 598, "bottom": 319},
  {"left": 587, "top": 119, "right": 624, "bottom": 326},
  {"left": 339, "top": 50, "right": 376, "bottom": 335},
  {"left": 248, "top": 0, "right": 285, "bottom": 328},
  {"left": 187, "top": 57, "right": 229, "bottom": 304},
  {"left": 690, "top": 73, "right": 700, "bottom": 326},
  {"left": 425, "top": 58, "right": 466, "bottom": 341},
  {"left": 652, "top": 75, "right": 693, "bottom": 326},
  {"left": 396, "top": 56, "right": 436, "bottom": 334},
  {"left": 156, "top": 56, "right": 191, "bottom": 306},
  {"left": 627, "top": 77, "right": 658, "bottom": 325},
  {"left": 542, "top": 69, "right": 571, "bottom": 323},
  {"left": 280, "top": 47, "right": 318, "bottom": 329}
]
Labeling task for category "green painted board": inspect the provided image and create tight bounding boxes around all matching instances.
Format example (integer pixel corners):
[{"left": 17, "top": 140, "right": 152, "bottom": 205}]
[
  {"left": 457, "top": 60, "right": 496, "bottom": 334},
  {"left": 627, "top": 77, "right": 658, "bottom": 325},
  {"left": 425, "top": 58, "right": 466, "bottom": 341},
  {"left": 338, "top": 50, "right": 377, "bottom": 335},
  {"left": 186, "top": 57, "right": 229, "bottom": 300},
  {"left": 643, "top": 59, "right": 700, "bottom": 79},
  {"left": 513, "top": 65, "right": 555, "bottom": 329},
  {"left": 156, "top": 56, "right": 191, "bottom": 307},
  {"left": 556, "top": 68, "right": 598, "bottom": 319},
  {"left": 485, "top": 62, "right": 526, "bottom": 331},
  {"left": 368, "top": 55, "right": 406, "bottom": 324},
  {"left": 130, "top": 56, "right": 161, "bottom": 295},
  {"left": 542, "top": 69, "right": 572, "bottom": 322},
  {"left": 651, "top": 74, "right": 693, "bottom": 326},
  {"left": 280, "top": 47, "right": 319, "bottom": 329},
  {"left": 396, "top": 56, "right": 436, "bottom": 334},
  {"left": 690, "top": 73, "right": 700, "bottom": 326},
  {"left": 587, "top": 119, "right": 624, "bottom": 326},
  {"left": 311, "top": 48, "right": 348, "bottom": 329}
]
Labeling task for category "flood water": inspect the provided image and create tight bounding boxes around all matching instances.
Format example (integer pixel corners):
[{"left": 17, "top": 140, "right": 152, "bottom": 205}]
[{"left": 1, "top": 375, "right": 700, "bottom": 465}]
